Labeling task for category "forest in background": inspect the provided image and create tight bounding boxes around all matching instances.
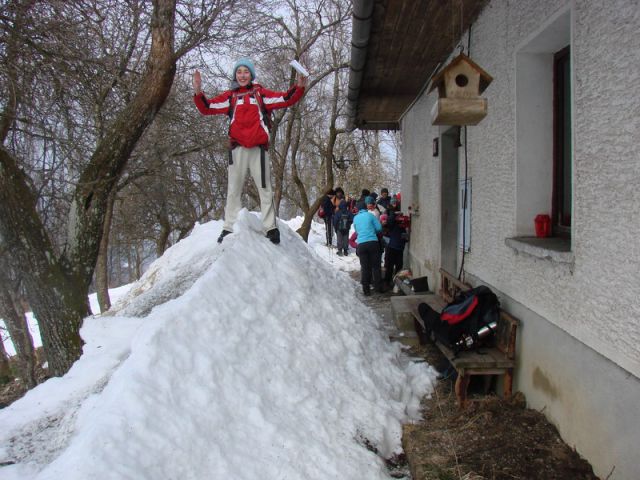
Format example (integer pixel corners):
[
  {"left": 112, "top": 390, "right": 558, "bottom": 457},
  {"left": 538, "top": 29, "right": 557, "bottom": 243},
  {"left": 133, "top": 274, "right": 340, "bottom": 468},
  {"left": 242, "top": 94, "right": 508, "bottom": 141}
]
[{"left": 0, "top": 0, "right": 400, "bottom": 386}]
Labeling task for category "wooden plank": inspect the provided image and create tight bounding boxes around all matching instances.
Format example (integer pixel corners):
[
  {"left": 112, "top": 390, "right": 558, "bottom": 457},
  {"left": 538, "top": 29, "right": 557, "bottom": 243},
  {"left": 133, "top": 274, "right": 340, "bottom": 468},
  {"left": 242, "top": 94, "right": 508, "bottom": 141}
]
[
  {"left": 438, "top": 268, "right": 471, "bottom": 303},
  {"left": 435, "top": 342, "right": 514, "bottom": 369},
  {"left": 439, "top": 268, "right": 471, "bottom": 291},
  {"left": 497, "top": 310, "right": 519, "bottom": 359},
  {"left": 432, "top": 98, "right": 488, "bottom": 126},
  {"left": 462, "top": 367, "right": 514, "bottom": 375},
  {"left": 453, "top": 355, "right": 515, "bottom": 370}
]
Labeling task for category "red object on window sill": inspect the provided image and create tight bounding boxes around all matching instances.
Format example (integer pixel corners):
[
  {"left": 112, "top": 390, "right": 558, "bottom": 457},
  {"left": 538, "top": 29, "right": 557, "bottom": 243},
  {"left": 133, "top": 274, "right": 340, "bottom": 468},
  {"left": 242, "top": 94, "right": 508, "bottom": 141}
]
[{"left": 534, "top": 214, "right": 551, "bottom": 238}]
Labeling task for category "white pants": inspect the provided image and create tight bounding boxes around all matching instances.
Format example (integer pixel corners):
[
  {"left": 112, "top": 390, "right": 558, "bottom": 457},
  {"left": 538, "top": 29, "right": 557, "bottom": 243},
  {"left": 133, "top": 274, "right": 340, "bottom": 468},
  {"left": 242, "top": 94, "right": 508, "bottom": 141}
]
[{"left": 223, "top": 146, "right": 276, "bottom": 233}]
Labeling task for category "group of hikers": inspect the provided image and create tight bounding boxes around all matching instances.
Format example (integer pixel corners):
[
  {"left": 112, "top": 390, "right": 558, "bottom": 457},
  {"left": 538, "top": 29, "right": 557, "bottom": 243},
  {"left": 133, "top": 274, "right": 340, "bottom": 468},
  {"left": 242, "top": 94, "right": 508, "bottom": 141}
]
[{"left": 319, "top": 188, "right": 409, "bottom": 296}]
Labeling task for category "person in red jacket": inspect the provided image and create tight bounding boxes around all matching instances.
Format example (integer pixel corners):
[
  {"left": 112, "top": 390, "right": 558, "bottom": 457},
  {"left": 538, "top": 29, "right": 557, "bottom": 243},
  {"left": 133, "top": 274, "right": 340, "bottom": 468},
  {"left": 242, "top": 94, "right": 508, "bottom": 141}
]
[{"left": 193, "top": 58, "right": 307, "bottom": 244}]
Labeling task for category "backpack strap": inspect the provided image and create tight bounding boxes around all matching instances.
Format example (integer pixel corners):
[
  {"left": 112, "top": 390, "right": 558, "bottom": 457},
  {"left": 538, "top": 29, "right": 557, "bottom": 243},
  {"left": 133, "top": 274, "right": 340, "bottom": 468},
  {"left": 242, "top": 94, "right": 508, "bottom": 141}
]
[{"left": 253, "top": 89, "right": 272, "bottom": 129}]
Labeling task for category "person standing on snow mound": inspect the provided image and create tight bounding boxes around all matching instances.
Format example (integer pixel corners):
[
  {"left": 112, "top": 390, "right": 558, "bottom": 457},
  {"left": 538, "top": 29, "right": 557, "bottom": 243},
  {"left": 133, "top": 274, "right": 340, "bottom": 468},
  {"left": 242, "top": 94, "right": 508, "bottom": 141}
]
[{"left": 193, "top": 58, "right": 307, "bottom": 244}]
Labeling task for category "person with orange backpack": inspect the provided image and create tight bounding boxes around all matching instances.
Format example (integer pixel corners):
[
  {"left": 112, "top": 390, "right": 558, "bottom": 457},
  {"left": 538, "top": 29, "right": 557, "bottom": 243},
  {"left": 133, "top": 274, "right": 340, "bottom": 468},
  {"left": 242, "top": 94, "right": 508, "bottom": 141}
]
[{"left": 193, "top": 58, "right": 307, "bottom": 244}]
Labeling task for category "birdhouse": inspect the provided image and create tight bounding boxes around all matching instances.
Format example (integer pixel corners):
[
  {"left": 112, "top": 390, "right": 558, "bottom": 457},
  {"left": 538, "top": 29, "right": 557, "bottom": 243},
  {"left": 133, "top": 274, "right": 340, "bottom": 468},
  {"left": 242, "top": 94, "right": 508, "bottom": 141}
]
[{"left": 428, "top": 53, "right": 493, "bottom": 126}]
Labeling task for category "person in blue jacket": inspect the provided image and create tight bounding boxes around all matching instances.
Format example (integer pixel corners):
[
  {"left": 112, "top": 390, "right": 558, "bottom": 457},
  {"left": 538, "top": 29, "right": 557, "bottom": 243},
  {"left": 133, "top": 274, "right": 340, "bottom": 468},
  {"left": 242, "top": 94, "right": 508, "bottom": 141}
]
[{"left": 353, "top": 200, "right": 383, "bottom": 296}]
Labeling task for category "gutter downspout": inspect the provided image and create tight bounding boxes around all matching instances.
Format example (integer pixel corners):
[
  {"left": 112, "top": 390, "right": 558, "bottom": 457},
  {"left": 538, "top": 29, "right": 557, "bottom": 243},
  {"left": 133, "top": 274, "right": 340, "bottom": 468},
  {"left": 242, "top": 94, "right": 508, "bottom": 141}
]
[{"left": 346, "top": 0, "right": 374, "bottom": 132}]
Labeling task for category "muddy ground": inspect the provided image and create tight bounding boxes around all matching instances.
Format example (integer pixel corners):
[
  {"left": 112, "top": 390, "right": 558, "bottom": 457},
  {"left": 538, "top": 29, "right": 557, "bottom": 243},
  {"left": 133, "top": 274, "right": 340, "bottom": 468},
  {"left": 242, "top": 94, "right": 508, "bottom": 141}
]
[
  {"left": 358, "top": 277, "right": 599, "bottom": 480},
  {"left": 401, "top": 341, "right": 598, "bottom": 480}
]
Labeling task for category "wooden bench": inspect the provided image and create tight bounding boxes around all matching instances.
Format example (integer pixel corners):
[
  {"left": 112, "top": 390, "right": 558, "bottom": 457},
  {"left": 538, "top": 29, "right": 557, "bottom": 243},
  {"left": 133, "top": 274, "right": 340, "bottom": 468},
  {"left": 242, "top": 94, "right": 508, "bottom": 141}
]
[{"left": 406, "top": 268, "right": 518, "bottom": 408}]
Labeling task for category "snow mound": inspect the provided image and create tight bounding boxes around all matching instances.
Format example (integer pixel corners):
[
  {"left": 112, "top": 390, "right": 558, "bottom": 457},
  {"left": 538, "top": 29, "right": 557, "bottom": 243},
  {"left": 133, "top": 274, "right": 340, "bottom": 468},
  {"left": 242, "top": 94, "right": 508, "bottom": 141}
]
[
  {"left": 107, "top": 220, "right": 225, "bottom": 317},
  {"left": 0, "top": 210, "right": 436, "bottom": 480}
]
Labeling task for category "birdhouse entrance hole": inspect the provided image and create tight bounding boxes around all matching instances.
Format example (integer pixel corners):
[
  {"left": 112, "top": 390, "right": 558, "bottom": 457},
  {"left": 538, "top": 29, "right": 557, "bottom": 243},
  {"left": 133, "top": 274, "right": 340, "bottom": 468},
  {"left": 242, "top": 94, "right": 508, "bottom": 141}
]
[{"left": 455, "top": 74, "right": 469, "bottom": 87}]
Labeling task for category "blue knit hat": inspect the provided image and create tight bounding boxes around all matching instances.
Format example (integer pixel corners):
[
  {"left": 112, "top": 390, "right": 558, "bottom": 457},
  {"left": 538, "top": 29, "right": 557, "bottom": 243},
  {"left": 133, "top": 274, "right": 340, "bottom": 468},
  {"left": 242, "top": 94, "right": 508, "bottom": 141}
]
[
  {"left": 233, "top": 58, "right": 255, "bottom": 80},
  {"left": 365, "top": 196, "right": 374, "bottom": 205}
]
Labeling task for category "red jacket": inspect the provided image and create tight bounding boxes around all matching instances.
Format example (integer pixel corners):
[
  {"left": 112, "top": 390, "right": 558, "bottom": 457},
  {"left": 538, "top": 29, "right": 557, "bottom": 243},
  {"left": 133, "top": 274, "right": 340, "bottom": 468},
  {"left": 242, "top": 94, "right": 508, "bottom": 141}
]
[{"left": 193, "top": 83, "right": 305, "bottom": 148}]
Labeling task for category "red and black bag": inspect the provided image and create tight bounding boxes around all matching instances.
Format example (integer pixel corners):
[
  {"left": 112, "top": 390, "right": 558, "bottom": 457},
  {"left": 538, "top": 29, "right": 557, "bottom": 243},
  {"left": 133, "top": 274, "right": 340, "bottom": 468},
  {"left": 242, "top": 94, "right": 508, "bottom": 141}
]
[{"left": 418, "top": 285, "right": 499, "bottom": 352}]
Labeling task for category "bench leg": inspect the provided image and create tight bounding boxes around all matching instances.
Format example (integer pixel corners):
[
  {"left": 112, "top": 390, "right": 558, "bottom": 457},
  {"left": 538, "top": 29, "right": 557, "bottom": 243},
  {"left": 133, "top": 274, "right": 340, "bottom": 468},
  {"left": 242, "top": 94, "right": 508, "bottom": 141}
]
[
  {"left": 455, "top": 373, "right": 471, "bottom": 408},
  {"left": 504, "top": 368, "right": 513, "bottom": 399}
]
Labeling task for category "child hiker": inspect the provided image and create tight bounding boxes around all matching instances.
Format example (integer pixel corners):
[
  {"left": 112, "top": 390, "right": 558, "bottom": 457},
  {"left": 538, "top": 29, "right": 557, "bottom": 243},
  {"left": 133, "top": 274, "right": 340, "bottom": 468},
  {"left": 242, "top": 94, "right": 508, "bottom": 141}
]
[{"left": 193, "top": 59, "right": 307, "bottom": 244}]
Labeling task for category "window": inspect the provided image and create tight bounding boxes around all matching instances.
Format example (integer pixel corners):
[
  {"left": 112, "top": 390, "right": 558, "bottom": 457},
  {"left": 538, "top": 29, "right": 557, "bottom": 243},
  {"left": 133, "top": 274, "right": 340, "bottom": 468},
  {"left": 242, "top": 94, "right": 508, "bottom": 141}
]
[
  {"left": 515, "top": 7, "right": 572, "bottom": 246},
  {"left": 553, "top": 46, "right": 571, "bottom": 235}
]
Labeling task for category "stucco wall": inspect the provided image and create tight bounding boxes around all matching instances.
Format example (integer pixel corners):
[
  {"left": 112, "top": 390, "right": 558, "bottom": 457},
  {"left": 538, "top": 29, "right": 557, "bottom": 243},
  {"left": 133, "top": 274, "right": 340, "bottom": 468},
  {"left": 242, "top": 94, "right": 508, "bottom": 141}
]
[
  {"left": 400, "top": 1, "right": 640, "bottom": 478},
  {"left": 402, "top": 92, "right": 442, "bottom": 280},
  {"left": 403, "top": 0, "right": 640, "bottom": 379},
  {"left": 467, "top": 274, "right": 640, "bottom": 480}
]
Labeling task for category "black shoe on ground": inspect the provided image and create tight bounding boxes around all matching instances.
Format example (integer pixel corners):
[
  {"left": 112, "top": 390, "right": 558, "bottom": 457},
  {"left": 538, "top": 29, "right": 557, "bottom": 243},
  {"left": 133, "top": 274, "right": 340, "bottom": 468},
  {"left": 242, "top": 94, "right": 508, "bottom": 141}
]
[
  {"left": 266, "top": 228, "right": 280, "bottom": 244},
  {"left": 343, "top": 250, "right": 348, "bottom": 256},
  {"left": 217, "top": 229, "right": 232, "bottom": 243},
  {"left": 363, "top": 286, "right": 371, "bottom": 296}
]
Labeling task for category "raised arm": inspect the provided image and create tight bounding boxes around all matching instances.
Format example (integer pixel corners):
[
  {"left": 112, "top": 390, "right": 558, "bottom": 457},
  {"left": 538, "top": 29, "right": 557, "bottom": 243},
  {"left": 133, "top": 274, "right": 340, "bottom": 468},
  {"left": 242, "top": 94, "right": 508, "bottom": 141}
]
[
  {"left": 260, "top": 75, "right": 307, "bottom": 111},
  {"left": 192, "top": 69, "right": 231, "bottom": 116},
  {"left": 192, "top": 69, "right": 203, "bottom": 95}
]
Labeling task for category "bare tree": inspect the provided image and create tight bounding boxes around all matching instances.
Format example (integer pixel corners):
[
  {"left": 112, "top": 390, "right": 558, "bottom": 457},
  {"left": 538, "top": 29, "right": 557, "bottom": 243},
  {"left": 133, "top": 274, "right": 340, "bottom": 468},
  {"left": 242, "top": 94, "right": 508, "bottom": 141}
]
[
  {"left": 0, "top": 255, "right": 37, "bottom": 388},
  {"left": 261, "top": 0, "right": 350, "bottom": 212},
  {"left": 95, "top": 188, "right": 116, "bottom": 313},
  {"left": 0, "top": 0, "right": 235, "bottom": 376},
  {"left": 0, "top": 329, "right": 11, "bottom": 385}
]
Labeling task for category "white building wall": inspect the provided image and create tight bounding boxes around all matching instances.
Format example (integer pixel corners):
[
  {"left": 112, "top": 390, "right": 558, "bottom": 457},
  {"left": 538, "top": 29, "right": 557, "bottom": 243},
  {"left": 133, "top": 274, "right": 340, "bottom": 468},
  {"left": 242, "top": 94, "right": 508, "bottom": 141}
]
[{"left": 400, "top": 1, "right": 640, "bottom": 478}]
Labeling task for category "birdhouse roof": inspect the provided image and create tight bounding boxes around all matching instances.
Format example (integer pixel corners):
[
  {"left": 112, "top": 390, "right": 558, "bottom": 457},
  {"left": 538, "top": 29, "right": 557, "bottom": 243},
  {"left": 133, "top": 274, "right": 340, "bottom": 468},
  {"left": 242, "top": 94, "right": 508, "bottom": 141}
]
[{"left": 428, "top": 52, "right": 493, "bottom": 94}]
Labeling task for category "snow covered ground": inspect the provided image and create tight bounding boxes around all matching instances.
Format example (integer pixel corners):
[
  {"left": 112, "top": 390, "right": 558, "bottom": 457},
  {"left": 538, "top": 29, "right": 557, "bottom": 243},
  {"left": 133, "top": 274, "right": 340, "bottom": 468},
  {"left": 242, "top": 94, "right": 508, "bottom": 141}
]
[{"left": 0, "top": 210, "right": 436, "bottom": 480}]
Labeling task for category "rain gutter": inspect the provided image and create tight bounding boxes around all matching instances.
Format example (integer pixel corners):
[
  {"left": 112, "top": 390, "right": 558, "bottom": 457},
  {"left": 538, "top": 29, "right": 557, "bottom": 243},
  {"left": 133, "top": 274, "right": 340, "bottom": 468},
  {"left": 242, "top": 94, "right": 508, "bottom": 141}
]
[{"left": 345, "top": 0, "right": 374, "bottom": 132}]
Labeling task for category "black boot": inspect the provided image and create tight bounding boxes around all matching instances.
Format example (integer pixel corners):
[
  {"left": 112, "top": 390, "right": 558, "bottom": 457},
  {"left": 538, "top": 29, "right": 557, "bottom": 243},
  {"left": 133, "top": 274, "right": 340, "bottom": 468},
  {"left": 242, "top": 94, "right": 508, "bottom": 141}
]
[
  {"left": 266, "top": 228, "right": 280, "bottom": 244},
  {"left": 217, "top": 230, "right": 232, "bottom": 243},
  {"left": 362, "top": 285, "right": 371, "bottom": 296}
]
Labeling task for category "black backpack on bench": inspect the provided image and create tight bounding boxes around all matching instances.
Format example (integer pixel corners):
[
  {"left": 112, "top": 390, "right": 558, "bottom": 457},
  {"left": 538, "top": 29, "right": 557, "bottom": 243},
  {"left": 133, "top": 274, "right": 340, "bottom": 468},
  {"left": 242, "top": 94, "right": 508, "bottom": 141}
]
[{"left": 418, "top": 285, "right": 500, "bottom": 353}]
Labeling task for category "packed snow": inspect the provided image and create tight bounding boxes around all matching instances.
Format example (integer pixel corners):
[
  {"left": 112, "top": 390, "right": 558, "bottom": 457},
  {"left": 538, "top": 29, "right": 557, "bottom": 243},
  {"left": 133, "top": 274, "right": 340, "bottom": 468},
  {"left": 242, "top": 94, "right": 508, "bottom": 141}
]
[{"left": 0, "top": 210, "right": 437, "bottom": 480}]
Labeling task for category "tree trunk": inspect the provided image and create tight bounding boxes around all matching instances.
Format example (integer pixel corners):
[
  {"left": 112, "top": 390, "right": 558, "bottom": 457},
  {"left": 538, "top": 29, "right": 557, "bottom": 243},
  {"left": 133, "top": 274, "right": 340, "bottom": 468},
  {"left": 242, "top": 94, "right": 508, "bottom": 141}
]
[
  {"left": 0, "top": 0, "right": 178, "bottom": 376},
  {"left": 157, "top": 214, "right": 171, "bottom": 257},
  {"left": 0, "top": 147, "right": 89, "bottom": 376},
  {"left": 297, "top": 69, "right": 344, "bottom": 242},
  {"left": 272, "top": 106, "right": 297, "bottom": 212},
  {"left": 296, "top": 189, "right": 333, "bottom": 242},
  {"left": 65, "top": 0, "right": 177, "bottom": 290},
  {"left": 0, "top": 335, "right": 11, "bottom": 384},
  {"left": 0, "top": 282, "right": 37, "bottom": 388},
  {"left": 95, "top": 188, "right": 117, "bottom": 313}
]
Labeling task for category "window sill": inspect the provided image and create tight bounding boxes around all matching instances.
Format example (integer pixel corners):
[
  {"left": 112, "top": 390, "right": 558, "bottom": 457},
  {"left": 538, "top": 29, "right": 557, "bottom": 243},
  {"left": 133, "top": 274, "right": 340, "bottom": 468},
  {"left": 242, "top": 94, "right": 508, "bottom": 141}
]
[{"left": 505, "top": 236, "right": 573, "bottom": 264}]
